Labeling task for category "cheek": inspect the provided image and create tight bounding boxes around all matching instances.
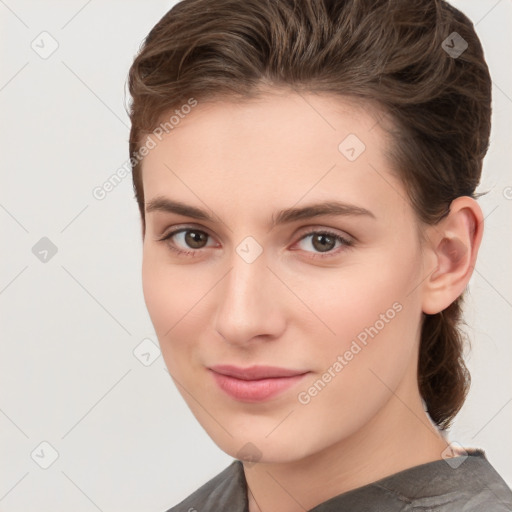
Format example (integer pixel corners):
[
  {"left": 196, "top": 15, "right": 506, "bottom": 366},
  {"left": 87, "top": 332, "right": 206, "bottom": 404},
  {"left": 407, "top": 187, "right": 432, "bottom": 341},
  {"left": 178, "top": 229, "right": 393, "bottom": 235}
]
[
  {"left": 300, "top": 244, "right": 423, "bottom": 386},
  {"left": 292, "top": 279, "right": 421, "bottom": 450},
  {"left": 141, "top": 250, "right": 193, "bottom": 349},
  {"left": 141, "top": 248, "right": 218, "bottom": 369},
  {"left": 303, "top": 259, "right": 417, "bottom": 348},
  {"left": 142, "top": 250, "right": 170, "bottom": 334}
]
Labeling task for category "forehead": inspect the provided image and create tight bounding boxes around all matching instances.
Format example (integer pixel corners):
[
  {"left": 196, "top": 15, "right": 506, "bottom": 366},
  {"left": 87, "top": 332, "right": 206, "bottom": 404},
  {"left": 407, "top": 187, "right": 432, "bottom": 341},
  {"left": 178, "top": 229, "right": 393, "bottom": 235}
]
[{"left": 141, "top": 92, "right": 408, "bottom": 223}]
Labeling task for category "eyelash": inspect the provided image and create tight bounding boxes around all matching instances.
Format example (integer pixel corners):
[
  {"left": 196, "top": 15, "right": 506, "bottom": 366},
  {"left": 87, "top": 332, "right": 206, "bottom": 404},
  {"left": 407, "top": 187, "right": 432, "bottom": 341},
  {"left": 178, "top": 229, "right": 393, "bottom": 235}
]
[{"left": 157, "top": 226, "right": 354, "bottom": 260}]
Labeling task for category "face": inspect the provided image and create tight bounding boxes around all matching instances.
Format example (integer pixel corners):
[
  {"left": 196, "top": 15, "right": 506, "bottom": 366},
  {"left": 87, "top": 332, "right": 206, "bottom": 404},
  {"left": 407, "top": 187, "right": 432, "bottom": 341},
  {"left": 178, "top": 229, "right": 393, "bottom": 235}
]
[{"left": 141, "top": 90, "right": 430, "bottom": 463}]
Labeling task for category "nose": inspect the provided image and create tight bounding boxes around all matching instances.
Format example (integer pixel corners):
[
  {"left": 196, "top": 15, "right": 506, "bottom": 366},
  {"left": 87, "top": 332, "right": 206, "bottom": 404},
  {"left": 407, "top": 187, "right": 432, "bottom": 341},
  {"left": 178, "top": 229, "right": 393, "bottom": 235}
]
[{"left": 213, "top": 246, "right": 286, "bottom": 347}]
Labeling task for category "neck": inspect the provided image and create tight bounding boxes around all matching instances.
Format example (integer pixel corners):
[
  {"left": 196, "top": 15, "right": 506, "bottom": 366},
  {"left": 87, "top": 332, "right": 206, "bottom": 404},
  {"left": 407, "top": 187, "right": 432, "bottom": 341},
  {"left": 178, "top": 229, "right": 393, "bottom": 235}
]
[{"left": 244, "top": 372, "right": 449, "bottom": 512}]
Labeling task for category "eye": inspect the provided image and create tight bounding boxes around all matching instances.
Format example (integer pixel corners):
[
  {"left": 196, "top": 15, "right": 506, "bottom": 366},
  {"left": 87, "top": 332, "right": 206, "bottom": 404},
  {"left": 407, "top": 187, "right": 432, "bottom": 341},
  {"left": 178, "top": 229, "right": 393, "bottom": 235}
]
[
  {"left": 157, "top": 226, "right": 354, "bottom": 259},
  {"left": 158, "top": 227, "right": 217, "bottom": 256},
  {"left": 294, "top": 229, "right": 353, "bottom": 258}
]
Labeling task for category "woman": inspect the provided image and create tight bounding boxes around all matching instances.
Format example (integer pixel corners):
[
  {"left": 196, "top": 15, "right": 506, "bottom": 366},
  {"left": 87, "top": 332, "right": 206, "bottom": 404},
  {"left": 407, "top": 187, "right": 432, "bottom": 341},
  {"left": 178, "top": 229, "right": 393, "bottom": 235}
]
[{"left": 126, "top": 0, "right": 512, "bottom": 510}]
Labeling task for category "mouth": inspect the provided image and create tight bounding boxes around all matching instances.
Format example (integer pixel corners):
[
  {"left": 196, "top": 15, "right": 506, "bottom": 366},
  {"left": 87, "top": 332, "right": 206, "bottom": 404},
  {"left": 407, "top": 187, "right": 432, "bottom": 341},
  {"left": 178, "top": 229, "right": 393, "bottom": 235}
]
[{"left": 208, "top": 364, "right": 310, "bottom": 402}]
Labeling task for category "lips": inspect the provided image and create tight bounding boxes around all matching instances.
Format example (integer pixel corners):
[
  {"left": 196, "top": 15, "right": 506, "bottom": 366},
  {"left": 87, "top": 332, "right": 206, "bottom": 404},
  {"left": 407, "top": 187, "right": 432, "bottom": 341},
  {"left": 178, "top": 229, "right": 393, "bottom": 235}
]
[
  {"left": 210, "top": 364, "right": 307, "bottom": 380},
  {"left": 209, "top": 365, "right": 309, "bottom": 402}
]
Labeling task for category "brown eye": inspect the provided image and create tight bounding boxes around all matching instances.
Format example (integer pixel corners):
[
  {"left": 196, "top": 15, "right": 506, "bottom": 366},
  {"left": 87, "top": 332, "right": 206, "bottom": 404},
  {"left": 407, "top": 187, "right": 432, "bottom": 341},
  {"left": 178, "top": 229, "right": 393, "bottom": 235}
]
[
  {"left": 183, "top": 230, "right": 209, "bottom": 249},
  {"left": 294, "top": 229, "right": 353, "bottom": 259},
  {"left": 311, "top": 233, "right": 337, "bottom": 252},
  {"left": 158, "top": 227, "right": 215, "bottom": 255}
]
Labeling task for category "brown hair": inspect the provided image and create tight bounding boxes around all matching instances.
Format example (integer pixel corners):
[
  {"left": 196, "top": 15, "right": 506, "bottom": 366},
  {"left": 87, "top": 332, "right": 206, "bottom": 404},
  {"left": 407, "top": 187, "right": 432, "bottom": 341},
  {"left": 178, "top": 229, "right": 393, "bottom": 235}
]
[{"left": 127, "top": 0, "right": 492, "bottom": 430}]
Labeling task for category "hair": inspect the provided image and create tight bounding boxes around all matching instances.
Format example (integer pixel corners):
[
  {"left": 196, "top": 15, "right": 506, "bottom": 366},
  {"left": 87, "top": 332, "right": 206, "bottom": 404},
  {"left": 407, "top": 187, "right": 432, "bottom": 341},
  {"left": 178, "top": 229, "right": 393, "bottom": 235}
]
[{"left": 126, "top": 0, "right": 492, "bottom": 430}]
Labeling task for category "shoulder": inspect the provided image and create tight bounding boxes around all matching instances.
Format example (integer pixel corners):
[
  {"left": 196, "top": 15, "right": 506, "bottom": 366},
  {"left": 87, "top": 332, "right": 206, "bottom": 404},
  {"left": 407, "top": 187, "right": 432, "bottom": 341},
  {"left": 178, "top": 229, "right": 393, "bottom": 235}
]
[
  {"left": 163, "top": 460, "right": 247, "bottom": 512},
  {"left": 375, "top": 448, "right": 512, "bottom": 512},
  {"left": 448, "top": 448, "right": 512, "bottom": 511}
]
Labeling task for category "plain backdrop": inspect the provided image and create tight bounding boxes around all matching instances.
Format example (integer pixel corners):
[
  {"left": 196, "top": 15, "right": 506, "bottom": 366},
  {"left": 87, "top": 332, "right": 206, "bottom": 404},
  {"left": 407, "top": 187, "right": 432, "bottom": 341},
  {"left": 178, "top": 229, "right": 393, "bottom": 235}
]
[{"left": 0, "top": 1, "right": 511, "bottom": 511}]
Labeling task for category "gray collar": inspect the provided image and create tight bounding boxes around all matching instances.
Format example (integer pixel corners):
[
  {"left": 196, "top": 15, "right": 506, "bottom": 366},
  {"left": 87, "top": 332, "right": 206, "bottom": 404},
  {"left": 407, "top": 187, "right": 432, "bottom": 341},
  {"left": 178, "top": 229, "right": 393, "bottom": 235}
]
[{"left": 166, "top": 448, "right": 512, "bottom": 511}]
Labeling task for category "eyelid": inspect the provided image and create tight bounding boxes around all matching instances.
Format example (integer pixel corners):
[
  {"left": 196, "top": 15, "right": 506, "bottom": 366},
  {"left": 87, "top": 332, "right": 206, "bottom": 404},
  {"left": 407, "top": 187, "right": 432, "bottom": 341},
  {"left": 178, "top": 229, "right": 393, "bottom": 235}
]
[
  {"left": 295, "top": 225, "right": 355, "bottom": 243},
  {"left": 156, "top": 223, "right": 214, "bottom": 240},
  {"left": 157, "top": 223, "right": 354, "bottom": 241}
]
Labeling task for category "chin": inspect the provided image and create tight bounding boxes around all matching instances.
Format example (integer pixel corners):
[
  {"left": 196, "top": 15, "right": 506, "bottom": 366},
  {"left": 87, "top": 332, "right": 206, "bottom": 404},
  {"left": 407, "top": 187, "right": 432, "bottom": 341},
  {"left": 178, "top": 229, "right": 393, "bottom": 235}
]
[{"left": 206, "top": 425, "right": 316, "bottom": 465}]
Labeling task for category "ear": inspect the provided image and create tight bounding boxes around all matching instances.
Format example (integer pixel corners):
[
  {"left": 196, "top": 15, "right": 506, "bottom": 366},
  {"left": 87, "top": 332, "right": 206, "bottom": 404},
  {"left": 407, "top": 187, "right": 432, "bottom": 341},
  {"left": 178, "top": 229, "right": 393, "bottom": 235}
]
[{"left": 421, "top": 196, "right": 484, "bottom": 315}]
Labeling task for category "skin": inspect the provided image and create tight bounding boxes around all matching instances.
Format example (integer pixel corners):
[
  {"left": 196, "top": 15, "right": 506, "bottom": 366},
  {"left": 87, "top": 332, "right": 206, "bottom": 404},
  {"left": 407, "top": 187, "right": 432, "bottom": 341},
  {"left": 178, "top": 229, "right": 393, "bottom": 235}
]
[{"left": 140, "top": 89, "right": 483, "bottom": 512}]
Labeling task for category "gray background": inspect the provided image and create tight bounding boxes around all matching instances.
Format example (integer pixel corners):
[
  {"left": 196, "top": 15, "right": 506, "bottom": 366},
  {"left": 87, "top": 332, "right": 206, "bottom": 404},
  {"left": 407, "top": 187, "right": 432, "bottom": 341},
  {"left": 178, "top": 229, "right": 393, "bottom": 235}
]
[{"left": 0, "top": 1, "right": 510, "bottom": 510}]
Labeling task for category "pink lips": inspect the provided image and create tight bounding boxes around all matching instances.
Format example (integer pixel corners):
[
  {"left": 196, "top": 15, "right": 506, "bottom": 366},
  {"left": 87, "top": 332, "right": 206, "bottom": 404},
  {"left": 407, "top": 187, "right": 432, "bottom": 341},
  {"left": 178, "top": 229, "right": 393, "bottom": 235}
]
[{"left": 209, "top": 364, "right": 309, "bottom": 402}]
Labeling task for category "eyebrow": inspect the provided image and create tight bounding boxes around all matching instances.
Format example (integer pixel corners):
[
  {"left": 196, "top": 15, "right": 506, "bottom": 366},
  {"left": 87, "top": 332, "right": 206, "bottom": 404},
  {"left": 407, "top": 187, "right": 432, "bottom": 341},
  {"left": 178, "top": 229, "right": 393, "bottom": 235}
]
[{"left": 145, "top": 196, "right": 376, "bottom": 227}]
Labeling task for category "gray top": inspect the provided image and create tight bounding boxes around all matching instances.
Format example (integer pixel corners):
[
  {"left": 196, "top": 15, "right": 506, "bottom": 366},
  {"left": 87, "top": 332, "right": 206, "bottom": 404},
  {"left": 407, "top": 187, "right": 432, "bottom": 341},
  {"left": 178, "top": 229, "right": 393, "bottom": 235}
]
[{"left": 165, "top": 448, "right": 512, "bottom": 511}]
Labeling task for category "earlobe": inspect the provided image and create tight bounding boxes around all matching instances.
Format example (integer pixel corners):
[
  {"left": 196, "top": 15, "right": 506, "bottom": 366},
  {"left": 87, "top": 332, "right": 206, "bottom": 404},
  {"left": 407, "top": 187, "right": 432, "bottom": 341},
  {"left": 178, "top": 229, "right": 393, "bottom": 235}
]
[{"left": 422, "top": 197, "right": 484, "bottom": 315}]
